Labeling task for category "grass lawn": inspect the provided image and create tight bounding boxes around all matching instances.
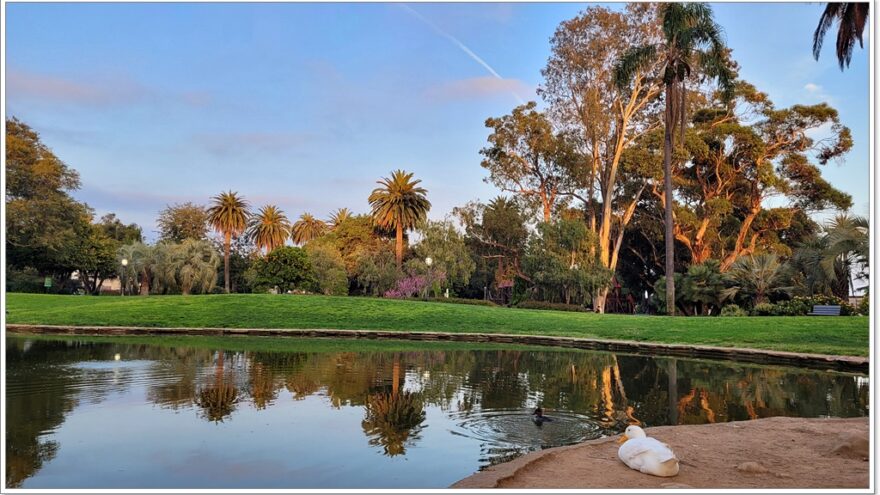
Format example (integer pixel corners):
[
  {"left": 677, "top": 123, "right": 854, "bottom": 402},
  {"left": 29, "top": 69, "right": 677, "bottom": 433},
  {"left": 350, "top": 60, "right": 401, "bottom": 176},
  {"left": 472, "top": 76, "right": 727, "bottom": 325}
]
[{"left": 5, "top": 293, "right": 870, "bottom": 357}]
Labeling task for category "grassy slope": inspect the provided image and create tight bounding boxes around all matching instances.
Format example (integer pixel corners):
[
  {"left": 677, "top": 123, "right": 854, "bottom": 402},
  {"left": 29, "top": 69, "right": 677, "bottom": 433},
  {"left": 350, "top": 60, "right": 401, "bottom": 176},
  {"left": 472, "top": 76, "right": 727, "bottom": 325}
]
[{"left": 4, "top": 293, "right": 869, "bottom": 356}]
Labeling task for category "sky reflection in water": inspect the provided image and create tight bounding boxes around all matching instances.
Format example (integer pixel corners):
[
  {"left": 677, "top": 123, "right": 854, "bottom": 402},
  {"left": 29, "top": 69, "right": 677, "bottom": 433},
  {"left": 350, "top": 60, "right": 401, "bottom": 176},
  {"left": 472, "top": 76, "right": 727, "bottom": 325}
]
[{"left": 5, "top": 335, "right": 869, "bottom": 489}]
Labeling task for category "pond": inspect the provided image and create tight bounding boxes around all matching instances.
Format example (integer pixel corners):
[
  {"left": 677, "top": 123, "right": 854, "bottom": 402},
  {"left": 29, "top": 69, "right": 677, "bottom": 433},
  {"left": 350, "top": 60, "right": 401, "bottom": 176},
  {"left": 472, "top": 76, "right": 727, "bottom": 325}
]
[{"left": 5, "top": 334, "right": 869, "bottom": 489}]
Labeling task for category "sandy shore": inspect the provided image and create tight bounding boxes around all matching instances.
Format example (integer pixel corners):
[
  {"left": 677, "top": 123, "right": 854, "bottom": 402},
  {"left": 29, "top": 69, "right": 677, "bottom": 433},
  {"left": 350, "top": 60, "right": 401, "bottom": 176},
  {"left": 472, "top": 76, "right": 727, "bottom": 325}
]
[{"left": 452, "top": 416, "right": 869, "bottom": 489}]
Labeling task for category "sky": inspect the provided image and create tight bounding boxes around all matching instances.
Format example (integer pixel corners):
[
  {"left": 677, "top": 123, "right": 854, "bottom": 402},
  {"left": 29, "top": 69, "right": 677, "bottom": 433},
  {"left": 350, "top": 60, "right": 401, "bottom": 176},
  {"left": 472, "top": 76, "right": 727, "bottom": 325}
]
[{"left": 4, "top": 2, "right": 871, "bottom": 242}]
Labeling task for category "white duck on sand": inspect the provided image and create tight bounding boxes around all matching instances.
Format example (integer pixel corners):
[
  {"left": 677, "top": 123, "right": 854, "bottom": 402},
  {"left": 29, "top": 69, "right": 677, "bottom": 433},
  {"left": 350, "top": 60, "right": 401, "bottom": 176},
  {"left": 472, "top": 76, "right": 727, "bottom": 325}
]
[{"left": 617, "top": 425, "right": 679, "bottom": 477}]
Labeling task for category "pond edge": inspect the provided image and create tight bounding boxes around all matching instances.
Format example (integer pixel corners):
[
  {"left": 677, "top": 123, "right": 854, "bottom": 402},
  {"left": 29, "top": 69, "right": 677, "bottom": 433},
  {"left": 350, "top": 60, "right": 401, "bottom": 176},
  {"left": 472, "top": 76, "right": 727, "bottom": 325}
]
[{"left": 5, "top": 324, "right": 868, "bottom": 373}]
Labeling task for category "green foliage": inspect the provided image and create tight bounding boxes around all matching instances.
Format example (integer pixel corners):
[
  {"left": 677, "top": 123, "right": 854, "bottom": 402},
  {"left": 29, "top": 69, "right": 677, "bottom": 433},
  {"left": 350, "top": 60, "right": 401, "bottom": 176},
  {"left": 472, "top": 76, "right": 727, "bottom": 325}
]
[
  {"left": 157, "top": 203, "right": 209, "bottom": 242},
  {"left": 856, "top": 296, "right": 869, "bottom": 316},
  {"left": 678, "top": 260, "right": 728, "bottom": 315},
  {"left": 5, "top": 117, "right": 96, "bottom": 275},
  {"left": 413, "top": 220, "right": 476, "bottom": 290},
  {"left": 724, "top": 254, "right": 790, "bottom": 306},
  {"left": 6, "top": 267, "right": 51, "bottom": 293},
  {"left": 151, "top": 240, "right": 221, "bottom": 295},
  {"left": 97, "top": 213, "right": 143, "bottom": 244},
  {"left": 719, "top": 304, "right": 747, "bottom": 317},
  {"left": 306, "top": 243, "right": 349, "bottom": 296},
  {"left": 751, "top": 303, "right": 776, "bottom": 316},
  {"left": 355, "top": 248, "right": 402, "bottom": 297},
  {"left": 480, "top": 103, "right": 579, "bottom": 220},
  {"left": 523, "top": 218, "right": 612, "bottom": 306},
  {"left": 250, "top": 246, "right": 315, "bottom": 293},
  {"left": 514, "top": 300, "right": 590, "bottom": 312}
]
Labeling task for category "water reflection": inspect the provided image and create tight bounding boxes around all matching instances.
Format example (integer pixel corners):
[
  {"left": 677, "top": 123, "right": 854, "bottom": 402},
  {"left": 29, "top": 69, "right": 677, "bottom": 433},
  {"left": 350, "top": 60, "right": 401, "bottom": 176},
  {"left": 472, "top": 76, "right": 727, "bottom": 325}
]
[{"left": 5, "top": 335, "right": 869, "bottom": 489}]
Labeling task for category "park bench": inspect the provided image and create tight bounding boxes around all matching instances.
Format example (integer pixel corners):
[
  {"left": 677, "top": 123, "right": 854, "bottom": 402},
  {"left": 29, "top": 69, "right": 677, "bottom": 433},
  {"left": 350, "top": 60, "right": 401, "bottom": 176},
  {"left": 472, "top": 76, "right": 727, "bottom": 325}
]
[{"left": 807, "top": 305, "right": 842, "bottom": 316}]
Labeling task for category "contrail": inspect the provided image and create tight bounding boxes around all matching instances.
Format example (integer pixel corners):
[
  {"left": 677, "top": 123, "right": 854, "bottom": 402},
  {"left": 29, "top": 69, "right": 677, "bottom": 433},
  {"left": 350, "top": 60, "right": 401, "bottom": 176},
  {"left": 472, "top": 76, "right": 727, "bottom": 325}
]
[{"left": 400, "top": 4, "right": 526, "bottom": 105}]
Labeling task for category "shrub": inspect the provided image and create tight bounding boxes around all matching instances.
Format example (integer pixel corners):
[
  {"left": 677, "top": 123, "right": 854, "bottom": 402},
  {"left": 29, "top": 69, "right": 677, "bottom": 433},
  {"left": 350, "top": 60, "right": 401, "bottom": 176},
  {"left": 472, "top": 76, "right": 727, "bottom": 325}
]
[
  {"left": 414, "top": 297, "right": 497, "bottom": 307},
  {"left": 6, "top": 268, "right": 48, "bottom": 293},
  {"left": 306, "top": 244, "right": 349, "bottom": 296},
  {"left": 515, "top": 300, "right": 589, "bottom": 312},
  {"left": 856, "top": 296, "right": 869, "bottom": 316},
  {"left": 720, "top": 304, "right": 748, "bottom": 317},
  {"left": 250, "top": 246, "right": 315, "bottom": 293},
  {"left": 770, "top": 298, "right": 812, "bottom": 316},
  {"left": 385, "top": 275, "right": 429, "bottom": 299},
  {"left": 751, "top": 302, "right": 776, "bottom": 316}
]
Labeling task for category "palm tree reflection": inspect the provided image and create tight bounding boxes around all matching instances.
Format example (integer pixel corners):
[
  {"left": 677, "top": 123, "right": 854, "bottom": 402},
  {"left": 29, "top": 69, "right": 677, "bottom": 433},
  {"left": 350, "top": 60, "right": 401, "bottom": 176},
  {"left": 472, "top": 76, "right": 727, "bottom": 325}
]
[
  {"left": 361, "top": 355, "right": 426, "bottom": 456},
  {"left": 195, "top": 351, "right": 240, "bottom": 423}
]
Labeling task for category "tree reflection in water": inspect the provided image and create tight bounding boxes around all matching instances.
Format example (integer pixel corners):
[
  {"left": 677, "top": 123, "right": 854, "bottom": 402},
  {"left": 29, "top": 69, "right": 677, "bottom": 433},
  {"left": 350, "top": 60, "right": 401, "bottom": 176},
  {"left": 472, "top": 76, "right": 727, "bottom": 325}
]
[
  {"left": 5, "top": 335, "right": 870, "bottom": 485},
  {"left": 195, "top": 351, "right": 240, "bottom": 423}
]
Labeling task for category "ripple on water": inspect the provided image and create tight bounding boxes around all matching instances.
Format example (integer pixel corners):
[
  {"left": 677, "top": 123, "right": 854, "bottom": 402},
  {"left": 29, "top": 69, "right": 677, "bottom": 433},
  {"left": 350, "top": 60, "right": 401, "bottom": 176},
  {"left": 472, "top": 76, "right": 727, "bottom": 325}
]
[{"left": 448, "top": 408, "right": 607, "bottom": 466}]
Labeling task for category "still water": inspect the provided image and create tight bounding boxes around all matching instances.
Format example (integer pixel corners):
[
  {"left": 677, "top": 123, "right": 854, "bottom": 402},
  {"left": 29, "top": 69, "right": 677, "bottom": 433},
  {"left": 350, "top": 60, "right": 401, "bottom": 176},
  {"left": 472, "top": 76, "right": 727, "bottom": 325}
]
[{"left": 6, "top": 334, "right": 868, "bottom": 488}]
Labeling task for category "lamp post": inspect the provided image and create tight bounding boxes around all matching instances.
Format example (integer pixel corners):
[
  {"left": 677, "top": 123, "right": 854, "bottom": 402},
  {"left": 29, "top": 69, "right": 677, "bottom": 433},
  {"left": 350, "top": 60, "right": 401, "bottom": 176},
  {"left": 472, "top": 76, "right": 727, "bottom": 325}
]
[
  {"left": 424, "top": 257, "right": 433, "bottom": 300},
  {"left": 120, "top": 258, "right": 129, "bottom": 296}
]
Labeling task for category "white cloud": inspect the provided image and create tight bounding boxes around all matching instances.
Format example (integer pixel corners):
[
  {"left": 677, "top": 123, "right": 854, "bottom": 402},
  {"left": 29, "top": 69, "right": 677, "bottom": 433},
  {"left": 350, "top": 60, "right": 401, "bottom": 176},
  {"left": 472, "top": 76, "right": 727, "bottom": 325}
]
[
  {"left": 804, "top": 83, "right": 822, "bottom": 93},
  {"left": 426, "top": 76, "right": 533, "bottom": 102}
]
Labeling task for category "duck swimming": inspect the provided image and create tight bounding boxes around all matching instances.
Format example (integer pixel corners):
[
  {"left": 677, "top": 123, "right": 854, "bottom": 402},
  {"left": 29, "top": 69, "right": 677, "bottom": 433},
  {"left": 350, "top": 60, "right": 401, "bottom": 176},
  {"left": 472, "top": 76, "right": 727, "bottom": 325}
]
[
  {"left": 532, "top": 407, "right": 554, "bottom": 425},
  {"left": 617, "top": 425, "right": 679, "bottom": 477}
]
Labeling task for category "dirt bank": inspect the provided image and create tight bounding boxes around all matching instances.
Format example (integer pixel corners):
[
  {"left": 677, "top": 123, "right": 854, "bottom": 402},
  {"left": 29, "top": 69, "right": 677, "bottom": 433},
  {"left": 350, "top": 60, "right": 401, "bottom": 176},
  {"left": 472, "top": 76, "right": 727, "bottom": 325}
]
[{"left": 452, "top": 416, "right": 869, "bottom": 489}]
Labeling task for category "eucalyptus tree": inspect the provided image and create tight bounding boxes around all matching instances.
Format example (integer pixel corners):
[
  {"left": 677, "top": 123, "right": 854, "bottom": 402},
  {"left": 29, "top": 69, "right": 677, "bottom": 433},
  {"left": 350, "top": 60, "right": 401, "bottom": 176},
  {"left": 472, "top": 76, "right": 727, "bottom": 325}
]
[
  {"left": 614, "top": 3, "right": 736, "bottom": 314},
  {"left": 539, "top": 4, "right": 664, "bottom": 312},
  {"left": 247, "top": 205, "right": 289, "bottom": 254},
  {"left": 641, "top": 83, "right": 852, "bottom": 269},
  {"left": 813, "top": 3, "right": 869, "bottom": 69},
  {"left": 157, "top": 202, "right": 209, "bottom": 242},
  {"left": 291, "top": 213, "right": 327, "bottom": 245},
  {"left": 206, "top": 191, "right": 250, "bottom": 293},
  {"left": 480, "top": 102, "right": 580, "bottom": 222},
  {"left": 368, "top": 170, "right": 431, "bottom": 268}
]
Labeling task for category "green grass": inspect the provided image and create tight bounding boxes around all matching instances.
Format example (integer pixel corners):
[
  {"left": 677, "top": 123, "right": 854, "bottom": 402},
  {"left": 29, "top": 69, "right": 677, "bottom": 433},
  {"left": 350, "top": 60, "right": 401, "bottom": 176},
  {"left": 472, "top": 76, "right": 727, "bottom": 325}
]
[{"left": 5, "top": 293, "right": 869, "bottom": 357}]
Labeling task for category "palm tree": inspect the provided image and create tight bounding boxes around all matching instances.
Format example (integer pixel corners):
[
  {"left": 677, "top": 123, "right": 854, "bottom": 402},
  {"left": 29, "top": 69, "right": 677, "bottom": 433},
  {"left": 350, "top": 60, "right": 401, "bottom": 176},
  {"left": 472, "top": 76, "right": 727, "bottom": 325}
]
[
  {"left": 614, "top": 3, "right": 735, "bottom": 315},
  {"left": 291, "top": 213, "right": 327, "bottom": 245},
  {"left": 724, "top": 254, "right": 790, "bottom": 306},
  {"left": 813, "top": 3, "right": 869, "bottom": 70},
  {"left": 368, "top": 170, "right": 431, "bottom": 268},
  {"left": 206, "top": 191, "right": 250, "bottom": 293},
  {"left": 328, "top": 208, "right": 352, "bottom": 229},
  {"left": 118, "top": 242, "right": 156, "bottom": 295},
  {"left": 168, "top": 239, "right": 221, "bottom": 295},
  {"left": 247, "top": 205, "right": 289, "bottom": 254},
  {"left": 822, "top": 213, "right": 869, "bottom": 296}
]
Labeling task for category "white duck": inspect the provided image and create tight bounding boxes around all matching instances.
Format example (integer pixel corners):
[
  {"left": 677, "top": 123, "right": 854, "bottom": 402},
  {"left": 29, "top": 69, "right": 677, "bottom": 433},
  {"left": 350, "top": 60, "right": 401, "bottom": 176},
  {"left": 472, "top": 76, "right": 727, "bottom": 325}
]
[{"left": 617, "top": 425, "right": 679, "bottom": 477}]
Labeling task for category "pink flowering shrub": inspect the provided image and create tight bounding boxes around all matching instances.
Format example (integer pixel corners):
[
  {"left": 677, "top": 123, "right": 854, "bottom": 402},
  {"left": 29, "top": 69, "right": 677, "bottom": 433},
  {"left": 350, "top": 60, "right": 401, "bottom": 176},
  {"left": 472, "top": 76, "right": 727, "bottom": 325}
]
[
  {"left": 384, "top": 275, "right": 428, "bottom": 299},
  {"left": 384, "top": 271, "right": 447, "bottom": 299}
]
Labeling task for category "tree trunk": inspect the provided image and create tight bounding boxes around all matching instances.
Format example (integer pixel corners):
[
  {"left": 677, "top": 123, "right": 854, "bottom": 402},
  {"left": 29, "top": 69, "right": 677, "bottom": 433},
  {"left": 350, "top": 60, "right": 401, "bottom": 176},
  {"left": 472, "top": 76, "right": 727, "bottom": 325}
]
[
  {"left": 594, "top": 287, "right": 608, "bottom": 314},
  {"left": 395, "top": 224, "right": 404, "bottom": 268},
  {"left": 663, "top": 82, "right": 676, "bottom": 316},
  {"left": 224, "top": 232, "right": 231, "bottom": 293},
  {"left": 139, "top": 268, "right": 150, "bottom": 295}
]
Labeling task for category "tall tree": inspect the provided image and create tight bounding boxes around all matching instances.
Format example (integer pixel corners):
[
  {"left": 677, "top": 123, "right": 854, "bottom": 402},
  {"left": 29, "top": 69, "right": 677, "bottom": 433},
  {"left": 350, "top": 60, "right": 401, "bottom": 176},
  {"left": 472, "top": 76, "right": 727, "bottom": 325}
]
[
  {"left": 6, "top": 117, "right": 92, "bottom": 277},
  {"left": 328, "top": 208, "right": 352, "bottom": 229},
  {"left": 455, "top": 196, "right": 531, "bottom": 290},
  {"left": 206, "top": 191, "right": 250, "bottom": 293},
  {"left": 480, "top": 102, "right": 580, "bottom": 222},
  {"left": 247, "top": 205, "right": 289, "bottom": 254},
  {"left": 615, "top": 3, "right": 736, "bottom": 315},
  {"left": 291, "top": 213, "right": 327, "bottom": 246},
  {"left": 813, "top": 3, "right": 869, "bottom": 70},
  {"left": 368, "top": 170, "right": 431, "bottom": 268},
  {"left": 157, "top": 202, "right": 209, "bottom": 242},
  {"left": 637, "top": 84, "right": 852, "bottom": 269},
  {"left": 540, "top": 4, "right": 664, "bottom": 312}
]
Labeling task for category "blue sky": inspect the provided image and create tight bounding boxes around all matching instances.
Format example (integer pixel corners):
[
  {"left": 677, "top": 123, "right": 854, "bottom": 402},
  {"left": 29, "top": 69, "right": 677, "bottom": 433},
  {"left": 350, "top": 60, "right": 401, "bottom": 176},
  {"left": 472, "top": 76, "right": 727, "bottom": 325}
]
[{"left": 5, "top": 2, "right": 870, "bottom": 241}]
